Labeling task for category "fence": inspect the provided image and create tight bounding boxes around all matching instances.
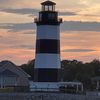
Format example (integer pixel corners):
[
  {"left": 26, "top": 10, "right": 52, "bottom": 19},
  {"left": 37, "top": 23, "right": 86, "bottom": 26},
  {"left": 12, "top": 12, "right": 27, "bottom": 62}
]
[{"left": 0, "top": 93, "right": 100, "bottom": 100}]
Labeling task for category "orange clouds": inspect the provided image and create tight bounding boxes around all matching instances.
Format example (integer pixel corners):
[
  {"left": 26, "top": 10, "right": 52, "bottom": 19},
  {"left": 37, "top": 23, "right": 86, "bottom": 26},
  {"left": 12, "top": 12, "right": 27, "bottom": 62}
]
[
  {"left": 0, "top": 0, "right": 41, "bottom": 9},
  {"left": 0, "top": 29, "right": 35, "bottom": 65},
  {"left": 0, "top": 12, "right": 33, "bottom": 23},
  {"left": 1, "top": 29, "right": 100, "bottom": 64},
  {"left": 0, "top": 0, "right": 100, "bottom": 64},
  {"left": 60, "top": 31, "right": 100, "bottom": 62},
  {"left": 0, "top": 48, "right": 34, "bottom": 65}
]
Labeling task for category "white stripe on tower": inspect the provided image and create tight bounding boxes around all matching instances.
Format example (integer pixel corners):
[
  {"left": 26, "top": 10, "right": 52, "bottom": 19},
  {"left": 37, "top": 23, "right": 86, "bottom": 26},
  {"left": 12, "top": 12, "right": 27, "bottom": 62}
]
[
  {"left": 34, "top": 0, "right": 62, "bottom": 82},
  {"left": 37, "top": 25, "right": 60, "bottom": 39},
  {"left": 35, "top": 54, "right": 60, "bottom": 69}
]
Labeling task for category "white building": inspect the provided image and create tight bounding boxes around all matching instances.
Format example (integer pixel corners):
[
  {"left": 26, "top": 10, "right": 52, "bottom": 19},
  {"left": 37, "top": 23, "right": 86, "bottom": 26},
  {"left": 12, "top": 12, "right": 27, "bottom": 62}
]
[{"left": 0, "top": 61, "right": 30, "bottom": 92}]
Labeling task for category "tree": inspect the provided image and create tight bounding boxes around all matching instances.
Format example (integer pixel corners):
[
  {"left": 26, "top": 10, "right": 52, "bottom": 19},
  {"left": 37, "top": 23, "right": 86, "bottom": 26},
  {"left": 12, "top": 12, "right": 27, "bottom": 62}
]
[{"left": 20, "top": 59, "right": 35, "bottom": 80}]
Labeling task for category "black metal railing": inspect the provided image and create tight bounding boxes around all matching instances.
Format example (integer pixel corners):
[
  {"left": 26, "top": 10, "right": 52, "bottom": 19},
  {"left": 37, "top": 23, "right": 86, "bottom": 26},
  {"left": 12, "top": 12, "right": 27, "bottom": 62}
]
[{"left": 34, "top": 18, "right": 62, "bottom": 23}]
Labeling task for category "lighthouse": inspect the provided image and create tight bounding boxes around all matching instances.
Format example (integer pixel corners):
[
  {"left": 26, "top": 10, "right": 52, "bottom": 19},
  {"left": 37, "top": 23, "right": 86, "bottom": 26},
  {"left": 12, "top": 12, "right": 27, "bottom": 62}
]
[{"left": 34, "top": 0, "right": 62, "bottom": 86}]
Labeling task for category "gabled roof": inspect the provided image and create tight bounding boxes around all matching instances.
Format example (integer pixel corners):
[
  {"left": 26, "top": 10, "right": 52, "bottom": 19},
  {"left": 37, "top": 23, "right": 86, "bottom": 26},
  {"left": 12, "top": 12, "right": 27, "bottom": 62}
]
[
  {"left": 0, "top": 60, "right": 15, "bottom": 66},
  {"left": 0, "top": 61, "right": 30, "bottom": 78},
  {"left": 41, "top": 0, "right": 56, "bottom": 5},
  {"left": 0, "top": 69, "right": 19, "bottom": 77}
]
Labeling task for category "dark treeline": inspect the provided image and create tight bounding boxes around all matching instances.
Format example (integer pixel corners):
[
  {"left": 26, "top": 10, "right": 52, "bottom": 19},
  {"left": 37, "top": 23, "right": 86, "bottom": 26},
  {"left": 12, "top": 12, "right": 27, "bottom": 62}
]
[{"left": 19, "top": 59, "right": 100, "bottom": 90}]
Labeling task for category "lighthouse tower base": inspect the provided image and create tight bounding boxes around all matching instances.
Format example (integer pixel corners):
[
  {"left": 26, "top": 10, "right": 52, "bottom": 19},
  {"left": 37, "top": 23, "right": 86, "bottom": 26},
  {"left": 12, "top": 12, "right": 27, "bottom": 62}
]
[
  {"left": 29, "top": 81, "right": 83, "bottom": 93},
  {"left": 30, "top": 82, "right": 59, "bottom": 92}
]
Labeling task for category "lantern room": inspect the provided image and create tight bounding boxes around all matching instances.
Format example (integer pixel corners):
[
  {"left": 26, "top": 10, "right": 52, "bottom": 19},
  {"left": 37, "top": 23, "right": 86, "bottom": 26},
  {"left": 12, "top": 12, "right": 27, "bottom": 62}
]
[
  {"left": 34, "top": 0, "right": 62, "bottom": 25},
  {"left": 41, "top": 0, "right": 56, "bottom": 11}
]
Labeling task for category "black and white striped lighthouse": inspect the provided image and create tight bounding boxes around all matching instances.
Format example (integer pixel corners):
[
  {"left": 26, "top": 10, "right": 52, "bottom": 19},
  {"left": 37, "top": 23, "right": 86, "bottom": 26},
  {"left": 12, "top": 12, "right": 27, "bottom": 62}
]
[{"left": 34, "top": 0, "right": 62, "bottom": 82}]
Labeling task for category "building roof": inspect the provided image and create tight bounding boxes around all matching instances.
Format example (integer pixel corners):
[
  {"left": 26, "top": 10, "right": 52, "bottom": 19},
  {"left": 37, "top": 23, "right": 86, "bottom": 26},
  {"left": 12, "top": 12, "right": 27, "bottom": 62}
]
[
  {"left": 0, "top": 60, "right": 15, "bottom": 66},
  {"left": 0, "top": 61, "right": 30, "bottom": 78},
  {"left": 41, "top": 0, "right": 56, "bottom": 5},
  {"left": 0, "top": 69, "right": 19, "bottom": 77}
]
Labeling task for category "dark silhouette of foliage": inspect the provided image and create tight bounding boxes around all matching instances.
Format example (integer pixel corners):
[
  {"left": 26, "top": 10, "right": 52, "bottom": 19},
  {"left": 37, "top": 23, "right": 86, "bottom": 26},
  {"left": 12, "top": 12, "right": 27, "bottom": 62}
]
[
  {"left": 61, "top": 59, "right": 100, "bottom": 90},
  {"left": 2, "top": 59, "right": 100, "bottom": 90},
  {"left": 19, "top": 59, "right": 35, "bottom": 80}
]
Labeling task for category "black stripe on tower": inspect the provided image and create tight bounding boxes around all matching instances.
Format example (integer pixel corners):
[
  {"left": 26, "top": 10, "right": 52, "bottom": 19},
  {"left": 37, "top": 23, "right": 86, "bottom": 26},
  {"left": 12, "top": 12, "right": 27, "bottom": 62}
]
[
  {"left": 36, "top": 21, "right": 61, "bottom": 25},
  {"left": 34, "top": 68, "right": 61, "bottom": 82},
  {"left": 36, "top": 39, "right": 60, "bottom": 54}
]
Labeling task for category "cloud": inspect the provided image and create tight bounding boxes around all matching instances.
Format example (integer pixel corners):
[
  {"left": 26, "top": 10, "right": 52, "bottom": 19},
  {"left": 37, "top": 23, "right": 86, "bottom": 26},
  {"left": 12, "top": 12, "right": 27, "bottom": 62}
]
[
  {"left": 0, "top": 21, "right": 100, "bottom": 32},
  {"left": 0, "top": 8, "right": 77, "bottom": 17},
  {"left": 22, "top": 30, "right": 35, "bottom": 34},
  {"left": 59, "top": 11, "right": 77, "bottom": 16},
  {"left": 11, "top": 44, "right": 34, "bottom": 50},
  {"left": 0, "top": 23, "right": 36, "bottom": 32},
  {"left": 0, "top": 48, "right": 34, "bottom": 65},
  {"left": 61, "top": 21, "right": 100, "bottom": 32},
  {"left": 0, "top": 35, "right": 2, "bottom": 38},
  {"left": 0, "top": 0, "right": 41, "bottom": 9},
  {"left": 0, "top": 8, "right": 39, "bottom": 16},
  {"left": 83, "top": 14, "right": 100, "bottom": 17},
  {"left": 62, "top": 49, "right": 96, "bottom": 52}
]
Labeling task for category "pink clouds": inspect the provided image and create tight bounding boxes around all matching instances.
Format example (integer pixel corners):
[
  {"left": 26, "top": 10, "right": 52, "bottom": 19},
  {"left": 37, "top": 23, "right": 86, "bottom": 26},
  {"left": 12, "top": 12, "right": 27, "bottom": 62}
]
[
  {"left": 0, "top": 0, "right": 100, "bottom": 64},
  {"left": 60, "top": 31, "right": 100, "bottom": 62},
  {"left": 1, "top": 27, "right": 100, "bottom": 64},
  {"left": 0, "top": 0, "right": 40, "bottom": 9},
  {"left": 0, "top": 29, "right": 35, "bottom": 65},
  {"left": 0, "top": 48, "right": 34, "bottom": 65}
]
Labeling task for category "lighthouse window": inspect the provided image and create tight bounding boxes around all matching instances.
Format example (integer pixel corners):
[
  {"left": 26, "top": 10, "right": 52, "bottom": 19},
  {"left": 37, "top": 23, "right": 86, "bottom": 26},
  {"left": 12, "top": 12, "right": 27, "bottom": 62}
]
[
  {"left": 49, "top": 6, "right": 53, "bottom": 11},
  {"left": 53, "top": 5, "right": 55, "bottom": 11},
  {"left": 44, "top": 5, "right": 53, "bottom": 11},
  {"left": 45, "top": 6, "right": 49, "bottom": 11},
  {"left": 42, "top": 6, "right": 45, "bottom": 11}
]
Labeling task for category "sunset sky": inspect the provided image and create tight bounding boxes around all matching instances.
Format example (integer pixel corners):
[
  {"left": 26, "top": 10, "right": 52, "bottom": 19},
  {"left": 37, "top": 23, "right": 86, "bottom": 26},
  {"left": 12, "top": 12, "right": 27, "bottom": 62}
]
[{"left": 0, "top": 0, "right": 100, "bottom": 65}]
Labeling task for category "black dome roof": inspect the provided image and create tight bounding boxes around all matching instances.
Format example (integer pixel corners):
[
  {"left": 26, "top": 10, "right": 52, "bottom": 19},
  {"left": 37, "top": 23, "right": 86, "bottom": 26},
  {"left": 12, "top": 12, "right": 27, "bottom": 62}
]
[{"left": 41, "top": 0, "right": 56, "bottom": 5}]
